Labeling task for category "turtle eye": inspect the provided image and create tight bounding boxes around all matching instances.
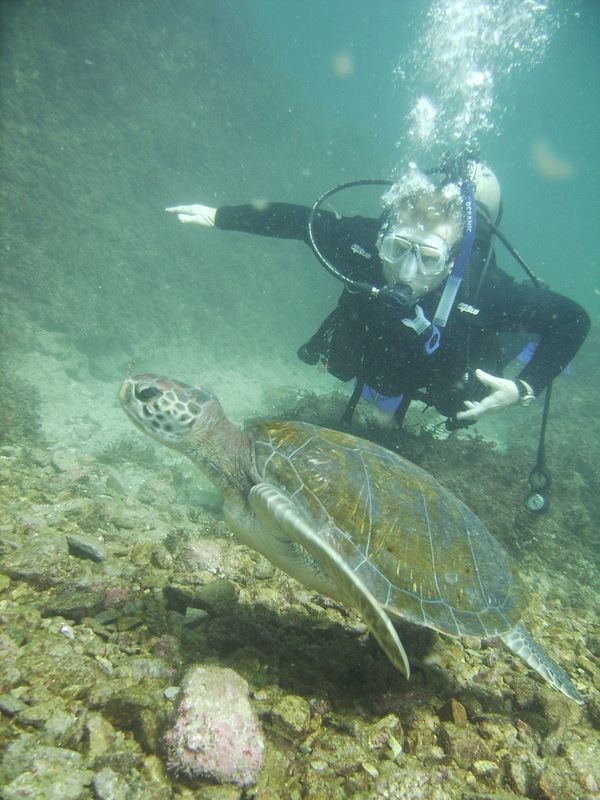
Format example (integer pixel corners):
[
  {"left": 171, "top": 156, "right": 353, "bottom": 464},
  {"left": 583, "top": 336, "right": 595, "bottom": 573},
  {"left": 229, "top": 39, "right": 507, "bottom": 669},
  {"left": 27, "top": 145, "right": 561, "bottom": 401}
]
[{"left": 135, "top": 386, "right": 161, "bottom": 402}]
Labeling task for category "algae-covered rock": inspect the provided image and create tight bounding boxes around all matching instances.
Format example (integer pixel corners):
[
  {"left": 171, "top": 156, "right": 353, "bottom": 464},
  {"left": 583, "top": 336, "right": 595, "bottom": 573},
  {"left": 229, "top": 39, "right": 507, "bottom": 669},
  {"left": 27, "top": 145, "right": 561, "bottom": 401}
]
[
  {"left": 438, "top": 697, "right": 468, "bottom": 726},
  {"left": 271, "top": 693, "right": 311, "bottom": 738},
  {"left": 163, "top": 664, "right": 265, "bottom": 787},
  {"left": 93, "top": 766, "right": 130, "bottom": 800},
  {"left": 0, "top": 735, "right": 93, "bottom": 800},
  {"left": 437, "top": 721, "right": 494, "bottom": 769},
  {"left": 103, "top": 684, "right": 166, "bottom": 754},
  {"left": 194, "top": 787, "right": 243, "bottom": 800},
  {"left": 43, "top": 587, "right": 107, "bottom": 620},
  {"left": 92, "top": 757, "right": 175, "bottom": 800},
  {"left": 163, "top": 579, "right": 239, "bottom": 615},
  {"left": 538, "top": 760, "right": 582, "bottom": 800},
  {"left": 66, "top": 532, "right": 107, "bottom": 563},
  {"left": 471, "top": 758, "right": 501, "bottom": 785}
]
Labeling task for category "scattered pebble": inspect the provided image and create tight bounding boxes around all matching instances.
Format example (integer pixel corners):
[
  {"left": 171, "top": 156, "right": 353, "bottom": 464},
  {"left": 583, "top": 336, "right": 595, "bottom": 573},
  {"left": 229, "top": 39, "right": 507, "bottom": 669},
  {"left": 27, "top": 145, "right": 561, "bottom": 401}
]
[{"left": 66, "top": 532, "right": 107, "bottom": 562}]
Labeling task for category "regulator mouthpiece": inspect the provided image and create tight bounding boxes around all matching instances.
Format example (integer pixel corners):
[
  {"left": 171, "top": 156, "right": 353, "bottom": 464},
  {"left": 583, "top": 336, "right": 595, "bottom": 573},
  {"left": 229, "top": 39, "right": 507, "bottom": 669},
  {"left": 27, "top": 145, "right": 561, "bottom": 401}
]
[{"left": 383, "top": 283, "right": 415, "bottom": 308}]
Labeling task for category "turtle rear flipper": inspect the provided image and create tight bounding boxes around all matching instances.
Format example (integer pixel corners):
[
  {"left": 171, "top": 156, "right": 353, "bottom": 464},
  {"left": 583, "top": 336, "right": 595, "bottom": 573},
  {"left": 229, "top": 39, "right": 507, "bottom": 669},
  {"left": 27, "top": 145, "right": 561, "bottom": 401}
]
[
  {"left": 249, "top": 483, "right": 411, "bottom": 678},
  {"left": 500, "top": 624, "right": 583, "bottom": 705}
]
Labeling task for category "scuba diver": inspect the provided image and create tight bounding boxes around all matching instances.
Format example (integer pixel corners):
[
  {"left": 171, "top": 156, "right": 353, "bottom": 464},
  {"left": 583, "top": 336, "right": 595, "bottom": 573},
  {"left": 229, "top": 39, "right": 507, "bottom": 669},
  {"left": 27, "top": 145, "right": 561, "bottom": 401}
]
[{"left": 165, "top": 157, "right": 590, "bottom": 433}]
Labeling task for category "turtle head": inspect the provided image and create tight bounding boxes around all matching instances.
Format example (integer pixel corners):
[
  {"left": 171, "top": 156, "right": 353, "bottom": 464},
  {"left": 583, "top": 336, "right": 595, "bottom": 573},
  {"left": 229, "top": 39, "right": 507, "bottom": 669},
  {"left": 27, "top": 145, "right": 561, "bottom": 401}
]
[
  {"left": 119, "top": 374, "right": 249, "bottom": 495},
  {"left": 119, "top": 374, "right": 220, "bottom": 452}
]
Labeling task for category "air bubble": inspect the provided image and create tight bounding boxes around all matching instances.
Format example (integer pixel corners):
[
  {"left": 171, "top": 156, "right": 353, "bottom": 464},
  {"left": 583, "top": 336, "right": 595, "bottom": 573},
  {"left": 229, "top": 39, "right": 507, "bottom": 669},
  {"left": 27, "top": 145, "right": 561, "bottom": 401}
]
[{"left": 398, "top": 0, "right": 562, "bottom": 155}]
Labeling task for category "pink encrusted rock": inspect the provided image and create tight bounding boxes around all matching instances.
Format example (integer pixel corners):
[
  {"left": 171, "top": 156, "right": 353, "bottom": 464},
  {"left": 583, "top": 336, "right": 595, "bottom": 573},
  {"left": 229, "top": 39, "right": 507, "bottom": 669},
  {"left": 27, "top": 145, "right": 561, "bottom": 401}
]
[{"left": 163, "top": 665, "right": 265, "bottom": 787}]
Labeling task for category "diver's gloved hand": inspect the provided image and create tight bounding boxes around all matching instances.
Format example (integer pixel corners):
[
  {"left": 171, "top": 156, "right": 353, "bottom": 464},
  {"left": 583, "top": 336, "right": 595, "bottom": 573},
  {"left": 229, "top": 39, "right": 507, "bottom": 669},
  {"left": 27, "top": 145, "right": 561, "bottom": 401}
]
[
  {"left": 455, "top": 369, "right": 519, "bottom": 422},
  {"left": 165, "top": 204, "right": 217, "bottom": 226}
]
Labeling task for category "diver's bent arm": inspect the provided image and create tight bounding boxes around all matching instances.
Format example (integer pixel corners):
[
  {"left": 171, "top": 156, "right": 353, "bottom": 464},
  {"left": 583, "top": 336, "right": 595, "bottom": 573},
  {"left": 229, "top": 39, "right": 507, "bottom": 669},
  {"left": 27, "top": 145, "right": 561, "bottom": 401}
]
[
  {"left": 486, "top": 269, "right": 590, "bottom": 395},
  {"left": 518, "top": 296, "right": 590, "bottom": 395}
]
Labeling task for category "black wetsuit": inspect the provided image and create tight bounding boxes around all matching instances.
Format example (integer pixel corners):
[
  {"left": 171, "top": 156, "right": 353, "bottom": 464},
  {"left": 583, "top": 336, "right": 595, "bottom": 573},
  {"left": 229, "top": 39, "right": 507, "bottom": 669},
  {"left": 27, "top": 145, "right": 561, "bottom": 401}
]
[{"left": 215, "top": 202, "right": 590, "bottom": 421}]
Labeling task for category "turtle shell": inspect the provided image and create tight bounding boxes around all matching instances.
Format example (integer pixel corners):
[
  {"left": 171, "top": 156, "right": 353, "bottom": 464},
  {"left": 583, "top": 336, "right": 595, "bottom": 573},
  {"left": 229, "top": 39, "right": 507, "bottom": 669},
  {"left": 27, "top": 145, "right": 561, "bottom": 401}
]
[{"left": 252, "top": 420, "right": 529, "bottom": 638}]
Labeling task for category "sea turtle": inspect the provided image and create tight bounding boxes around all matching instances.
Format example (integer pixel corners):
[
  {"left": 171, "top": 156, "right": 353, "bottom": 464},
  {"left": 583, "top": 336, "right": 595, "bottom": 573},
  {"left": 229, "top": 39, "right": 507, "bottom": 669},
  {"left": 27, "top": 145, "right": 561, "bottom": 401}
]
[{"left": 119, "top": 374, "right": 583, "bottom": 704}]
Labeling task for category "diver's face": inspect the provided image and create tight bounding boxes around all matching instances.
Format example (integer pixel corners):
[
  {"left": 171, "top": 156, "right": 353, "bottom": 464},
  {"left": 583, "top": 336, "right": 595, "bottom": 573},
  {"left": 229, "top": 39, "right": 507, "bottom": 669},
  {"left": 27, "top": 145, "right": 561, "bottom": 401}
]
[{"left": 378, "top": 223, "right": 453, "bottom": 300}]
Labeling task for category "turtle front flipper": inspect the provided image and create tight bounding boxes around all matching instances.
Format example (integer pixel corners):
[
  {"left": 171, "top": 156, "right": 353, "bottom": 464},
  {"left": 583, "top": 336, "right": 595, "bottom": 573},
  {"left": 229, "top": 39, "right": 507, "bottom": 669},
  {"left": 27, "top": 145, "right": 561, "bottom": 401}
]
[
  {"left": 500, "top": 624, "right": 584, "bottom": 705},
  {"left": 249, "top": 483, "right": 411, "bottom": 678}
]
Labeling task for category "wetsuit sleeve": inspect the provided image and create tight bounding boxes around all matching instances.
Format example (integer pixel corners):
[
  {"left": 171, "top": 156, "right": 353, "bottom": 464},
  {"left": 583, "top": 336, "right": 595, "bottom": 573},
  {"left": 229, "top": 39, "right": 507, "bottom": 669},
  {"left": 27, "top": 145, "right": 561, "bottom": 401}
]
[
  {"left": 214, "top": 203, "right": 311, "bottom": 241},
  {"left": 485, "top": 269, "right": 590, "bottom": 395}
]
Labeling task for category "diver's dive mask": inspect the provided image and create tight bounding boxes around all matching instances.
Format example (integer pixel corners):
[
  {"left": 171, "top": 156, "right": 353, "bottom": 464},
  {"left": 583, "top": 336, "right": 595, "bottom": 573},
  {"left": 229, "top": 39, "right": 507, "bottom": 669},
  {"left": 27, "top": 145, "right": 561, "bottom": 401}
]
[{"left": 378, "top": 227, "right": 452, "bottom": 300}]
